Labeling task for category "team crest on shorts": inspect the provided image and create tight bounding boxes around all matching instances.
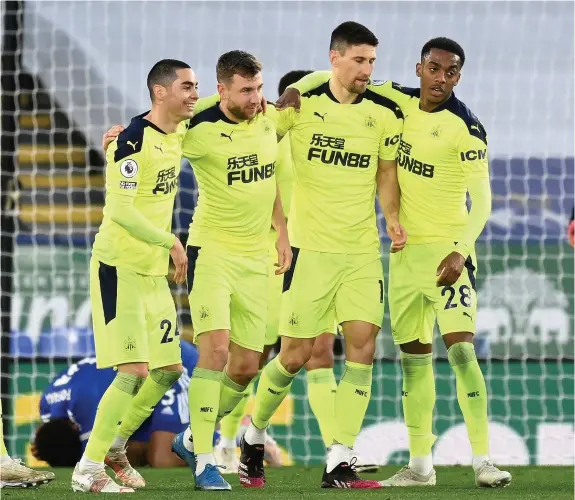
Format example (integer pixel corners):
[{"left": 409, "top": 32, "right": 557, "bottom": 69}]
[
  {"left": 125, "top": 337, "right": 136, "bottom": 351},
  {"left": 199, "top": 306, "right": 210, "bottom": 321},
  {"left": 288, "top": 313, "right": 299, "bottom": 327}
]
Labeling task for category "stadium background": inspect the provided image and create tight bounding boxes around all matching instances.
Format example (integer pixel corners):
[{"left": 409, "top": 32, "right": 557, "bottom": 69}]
[{"left": 1, "top": 0, "right": 573, "bottom": 469}]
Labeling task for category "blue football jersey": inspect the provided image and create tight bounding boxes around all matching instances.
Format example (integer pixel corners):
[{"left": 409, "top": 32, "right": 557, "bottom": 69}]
[
  {"left": 40, "top": 341, "right": 199, "bottom": 448},
  {"left": 40, "top": 357, "right": 115, "bottom": 447}
]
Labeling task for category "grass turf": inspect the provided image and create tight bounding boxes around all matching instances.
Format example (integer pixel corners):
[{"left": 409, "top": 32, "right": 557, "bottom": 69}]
[{"left": 2, "top": 466, "right": 573, "bottom": 499}]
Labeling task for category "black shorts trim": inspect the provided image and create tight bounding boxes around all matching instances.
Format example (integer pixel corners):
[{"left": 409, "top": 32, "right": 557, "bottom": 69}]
[
  {"left": 465, "top": 255, "right": 476, "bottom": 290},
  {"left": 282, "top": 246, "right": 300, "bottom": 293},
  {"left": 98, "top": 261, "right": 118, "bottom": 325},
  {"left": 186, "top": 246, "right": 201, "bottom": 295}
]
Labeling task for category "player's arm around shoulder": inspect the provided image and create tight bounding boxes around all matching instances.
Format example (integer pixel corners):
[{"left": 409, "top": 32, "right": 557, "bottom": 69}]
[
  {"left": 275, "top": 71, "right": 331, "bottom": 112},
  {"left": 264, "top": 102, "right": 296, "bottom": 141},
  {"left": 368, "top": 80, "right": 416, "bottom": 110},
  {"left": 284, "top": 70, "right": 330, "bottom": 95}
]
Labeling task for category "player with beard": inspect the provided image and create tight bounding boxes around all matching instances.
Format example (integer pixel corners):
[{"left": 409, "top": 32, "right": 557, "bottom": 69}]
[
  {"left": 283, "top": 37, "right": 511, "bottom": 488},
  {"left": 239, "top": 22, "right": 405, "bottom": 489},
  {"left": 169, "top": 50, "right": 292, "bottom": 491}
]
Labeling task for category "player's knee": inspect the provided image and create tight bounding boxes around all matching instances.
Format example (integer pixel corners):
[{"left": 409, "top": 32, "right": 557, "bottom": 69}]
[
  {"left": 200, "top": 344, "right": 229, "bottom": 370},
  {"left": 447, "top": 340, "right": 477, "bottom": 367},
  {"left": 117, "top": 362, "right": 149, "bottom": 379},
  {"left": 443, "top": 331, "right": 474, "bottom": 350},
  {"left": 150, "top": 366, "right": 183, "bottom": 387},
  {"left": 306, "top": 345, "right": 334, "bottom": 371},
  {"left": 280, "top": 347, "right": 312, "bottom": 373},
  {"left": 399, "top": 339, "right": 433, "bottom": 355},
  {"left": 161, "top": 362, "right": 184, "bottom": 374},
  {"left": 281, "top": 355, "right": 307, "bottom": 374},
  {"left": 345, "top": 334, "right": 377, "bottom": 364},
  {"left": 226, "top": 361, "right": 259, "bottom": 386}
]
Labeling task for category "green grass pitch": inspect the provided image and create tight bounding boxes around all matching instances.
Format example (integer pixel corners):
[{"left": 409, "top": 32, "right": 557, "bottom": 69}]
[{"left": 2, "top": 466, "right": 573, "bottom": 499}]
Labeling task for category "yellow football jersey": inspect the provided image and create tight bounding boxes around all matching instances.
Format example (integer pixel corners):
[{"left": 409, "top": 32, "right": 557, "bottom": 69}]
[
  {"left": 274, "top": 82, "right": 404, "bottom": 254},
  {"left": 182, "top": 103, "right": 278, "bottom": 255},
  {"left": 368, "top": 81, "right": 489, "bottom": 245},
  {"left": 92, "top": 113, "right": 187, "bottom": 275}
]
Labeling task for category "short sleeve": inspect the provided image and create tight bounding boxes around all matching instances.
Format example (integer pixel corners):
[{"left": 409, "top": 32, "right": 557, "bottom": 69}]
[
  {"left": 289, "top": 71, "right": 331, "bottom": 93},
  {"left": 194, "top": 94, "right": 220, "bottom": 115}
]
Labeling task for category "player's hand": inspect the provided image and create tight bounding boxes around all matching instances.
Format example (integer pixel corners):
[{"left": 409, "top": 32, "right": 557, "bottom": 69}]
[
  {"left": 102, "top": 125, "right": 124, "bottom": 152},
  {"left": 258, "top": 95, "right": 268, "bottom": 115},
  {"left": 275, "top": 88, "right": 301, "bottom": 112},
  {"left": 170, "top": 237, "right": 188, "bottom": 284},
  {"left": 386, "top": 219, "right": 407, "bottom": 253},
  {"left": 436, "top": 251, "right": 466, "bottom": 287},
  {"left": 568, "top": 220, "right": 574, "bottom": 247},
  {"left": 275, "top": 233, "right": 292, "bottom": 275}
]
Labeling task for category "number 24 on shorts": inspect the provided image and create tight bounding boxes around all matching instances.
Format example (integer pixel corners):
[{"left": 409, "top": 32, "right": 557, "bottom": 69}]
[
  {"left": 160, "top": 319, "right": 179, "bottom": 344},
  {"left": 441, "top": 285, "right": 472, "bottom": 310}
]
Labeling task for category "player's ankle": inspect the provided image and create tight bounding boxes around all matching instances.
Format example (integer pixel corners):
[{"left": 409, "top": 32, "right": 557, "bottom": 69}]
[
  {"left": 110, "top": 435, "right": 128, "bottom": 452},
  {"left": 219, "top": 436, "right": 236, "bottom": 449},
  {"left": 183, "top": 427, "right": 194, "bottom": 453},
  {"left": 244, "top": 422, "right": 266, "bottom": 445},
  {"left": 326, "top": 443, "right": 351, "bottom": 473},
  {"left": 472, "top": 455, "right": 490, "bottom": 471},
  {"left": 195, "top": 453, "right": 215, "bottom": 475},
  {"left": 409, "top": 454, "right": 433, "bottom": 476},
  {"left": 79, "top": 455, "right": 103, "bottom": 472}
]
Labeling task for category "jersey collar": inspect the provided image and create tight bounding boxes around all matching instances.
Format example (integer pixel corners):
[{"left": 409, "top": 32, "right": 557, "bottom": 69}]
[
  {"left": 428, "top": 92, "right": 457, "bottom": 113},
  {"left": 132, "top": 111, "right": 168, "bottom": 135},
  {"left": 216, "top": 104, "right": 242, "bottom": 125},
  {"left": 418, "top": 92, "right": 458, "bottom": 114},
  {"left": 323, "top": 82, "right": 364, "bottom": 105}
]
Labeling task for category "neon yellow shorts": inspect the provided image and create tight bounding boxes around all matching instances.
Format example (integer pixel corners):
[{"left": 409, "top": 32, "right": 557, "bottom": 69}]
[
  {"left": 280, "top": 248, "right": 384, "bottom": 338},
  {"left": 90, "top": 257, "right": 180, "bottom": 369},
  {"left": 187, "top": 246, "right": 268, "bottom": 353},
  {"left": 388, "top": 242, "right": 478, "bottom": 345}
]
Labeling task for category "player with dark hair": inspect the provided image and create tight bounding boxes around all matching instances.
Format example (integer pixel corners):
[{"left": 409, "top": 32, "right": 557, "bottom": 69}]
[
  {"left": 71, "top": 58, "right": 197, "bottom": 493},
  {"left": 167, "top": 50, "right": 291, "bottom": 491},
  {"left": 216, "top": 69, "right": 341, "bottom": 473},
  {"left": 240, "top": 21, "right": 405, "bottom": 489},
  {"left": 34, "top": 341, "right": 198, "bottom": 469},
  {"left": 100, "top": 52, "right": 288, "bottom": 490},
  {"left": 287, "top": 36, "right": 511, "bottom": 488}
]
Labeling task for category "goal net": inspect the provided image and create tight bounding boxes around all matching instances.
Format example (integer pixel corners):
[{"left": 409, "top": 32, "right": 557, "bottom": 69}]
[{"left": 2, "top": 0, "right": 573, "bottom": 467}]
